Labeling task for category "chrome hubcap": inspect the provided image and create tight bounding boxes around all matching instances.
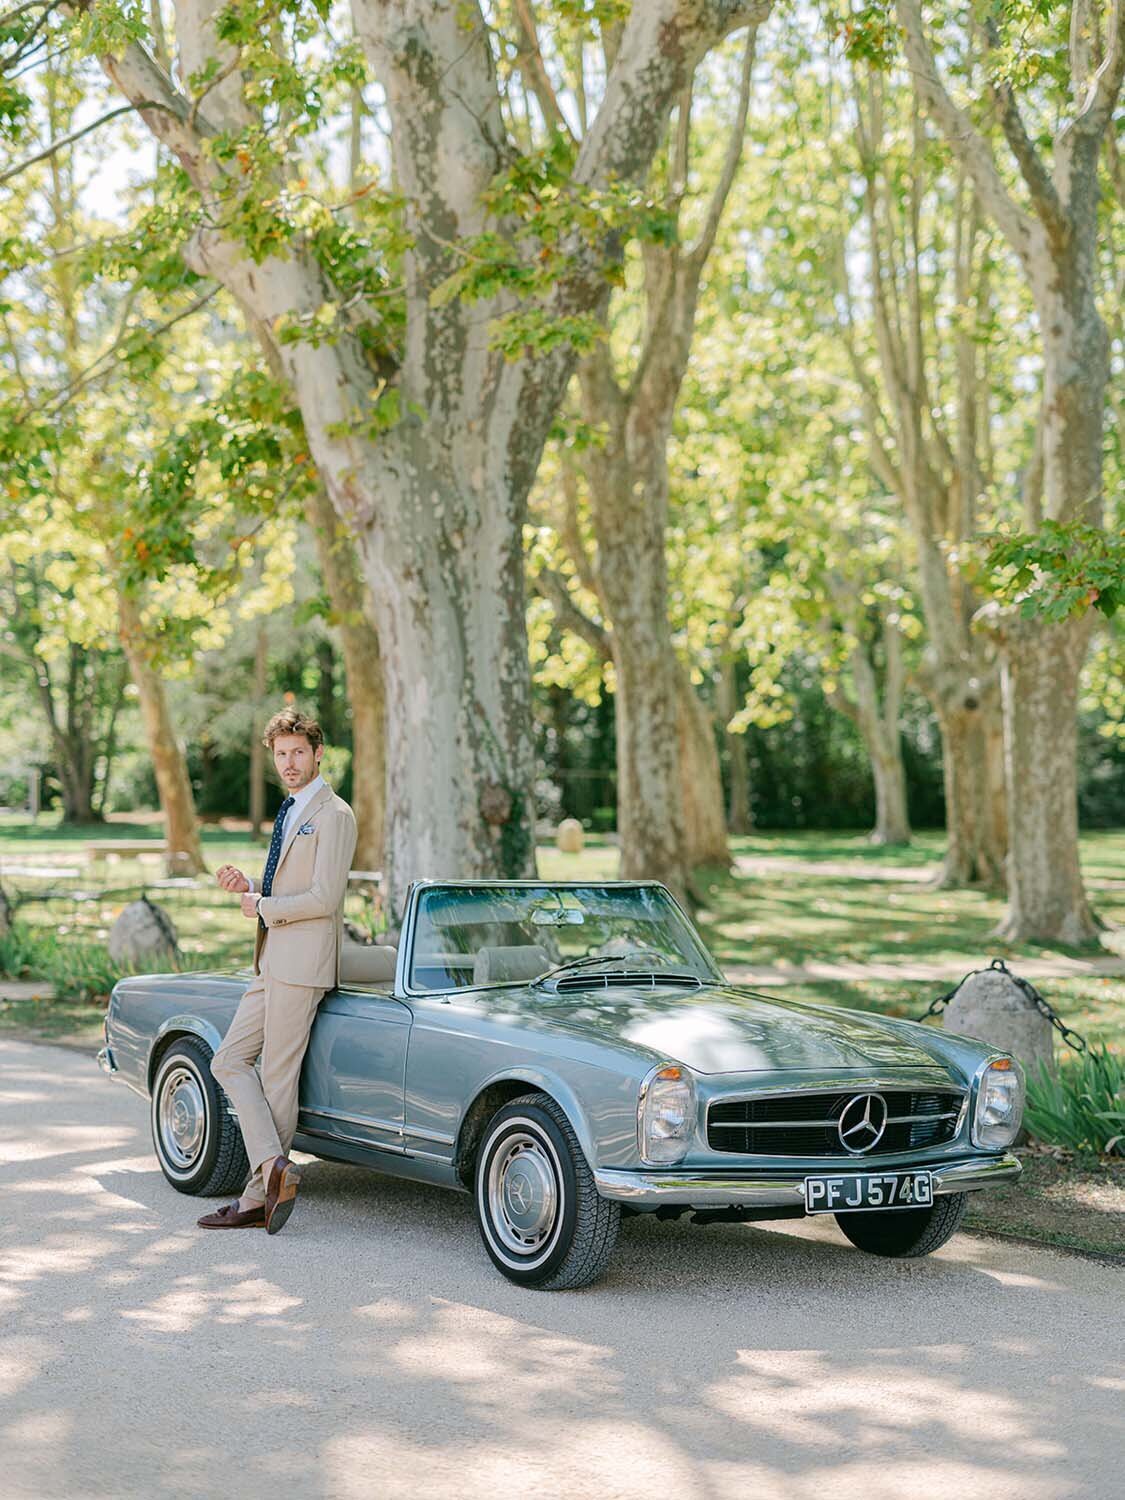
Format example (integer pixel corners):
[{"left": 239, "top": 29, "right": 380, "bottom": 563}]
[
  {"left": 158, "top": 1066, "right": 205, "bottom": 1170},
  {"left": 488, "top": 1132, "right": 558, "bottom": 1256}
]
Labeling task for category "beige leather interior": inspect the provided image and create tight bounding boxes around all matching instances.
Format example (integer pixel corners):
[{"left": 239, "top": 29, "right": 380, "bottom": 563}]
[
  {"left": 338, "top": 942, "right": 398, "bottom": 985},
  {"left": 472, "top": 944, "right": 550, "bottom": 984}
]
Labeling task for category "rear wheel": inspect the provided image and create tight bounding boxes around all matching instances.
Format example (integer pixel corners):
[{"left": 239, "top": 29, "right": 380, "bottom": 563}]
[
  {"left": 835, "top": 1192, "right": 968, "bottom": 1258},
  {"left": 150, "top": 1037, "right": 248, "bottom": 1196},
  {"left": 474, "top": 1092, "right": 619, "bottom": 1290}
]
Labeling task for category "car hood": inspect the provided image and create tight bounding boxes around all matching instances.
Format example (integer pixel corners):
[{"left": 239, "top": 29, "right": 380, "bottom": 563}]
[{"left": 534, "top": 982, "right": 947, "bottom": 1076}]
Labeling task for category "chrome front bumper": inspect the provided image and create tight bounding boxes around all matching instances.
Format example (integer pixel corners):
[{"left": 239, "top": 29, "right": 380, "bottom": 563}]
[{"left": 593, "top": 1153, "right": 1021, "bottom": 1209}]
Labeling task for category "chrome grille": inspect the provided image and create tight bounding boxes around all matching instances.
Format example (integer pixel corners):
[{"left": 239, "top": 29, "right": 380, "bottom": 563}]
[
  {"left": 554, "top": 971, "right": 703, "bottom": 993},
  {"left": 707, "top": 1089, "right": 964, "bottom": 1157}
]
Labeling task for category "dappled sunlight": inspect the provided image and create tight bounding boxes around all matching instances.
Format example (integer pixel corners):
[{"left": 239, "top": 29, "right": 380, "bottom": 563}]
[
  {"left": 0, "top": 1337, "right": 52, "bottom": 1400},
  {"left": 120, "top": 1277, "right": 304, "bottom": 1333},
  {"left": 385, "top": 1300, "right": 616, "bottom": 1408},
  {"left": 970, "top": 1267, "right": 1068, "bottom": 1292},
  {"left": 0, "top": 1123, "right": 135, "bottom": 1165},
  {"left": 707, "top": 1347, "right": 1063, "bottom": 1453},
  {"left": 0, "top": 1235, "right": 121, "bottom": 1287},
  {"left": 1, "top": 1038, "right": 1121, "bottom": 1498}
]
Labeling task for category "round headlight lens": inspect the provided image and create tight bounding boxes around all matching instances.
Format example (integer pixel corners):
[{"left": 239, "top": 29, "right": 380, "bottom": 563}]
[
  {"left": 972, "top": 1057, "right": 1025, "bottom": 1149},
  {"left": 639, "top": 1064, "right": 695, "bottom": 1165}
]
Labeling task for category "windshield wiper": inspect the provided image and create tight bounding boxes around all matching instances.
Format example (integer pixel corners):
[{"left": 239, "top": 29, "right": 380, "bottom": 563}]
[{"left": 532, "top": 950, "right": 661, "bottom": 987}]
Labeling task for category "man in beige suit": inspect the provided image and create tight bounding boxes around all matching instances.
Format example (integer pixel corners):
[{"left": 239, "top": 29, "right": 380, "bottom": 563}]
[{"left": 198, "top": 708, "right": 357, "bottom": 1234}]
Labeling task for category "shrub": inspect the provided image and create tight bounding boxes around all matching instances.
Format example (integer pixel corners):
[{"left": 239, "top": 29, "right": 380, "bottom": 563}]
[
  {"left": 0, "top": 923, "right": 126, "bottom": 1004},
  {"left": 1025, "top": 1046, "right": 1125, "bottom": 1157}
]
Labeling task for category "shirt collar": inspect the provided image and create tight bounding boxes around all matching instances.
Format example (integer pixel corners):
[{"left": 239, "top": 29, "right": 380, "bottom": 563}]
[{"left": 287, "top": 774, "right": 326, "bottom": 823}]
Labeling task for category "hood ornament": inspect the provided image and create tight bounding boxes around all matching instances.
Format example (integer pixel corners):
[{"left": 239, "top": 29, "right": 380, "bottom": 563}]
[{"left": 838, "top": 1093, "right": 888, "bottom": 1154}]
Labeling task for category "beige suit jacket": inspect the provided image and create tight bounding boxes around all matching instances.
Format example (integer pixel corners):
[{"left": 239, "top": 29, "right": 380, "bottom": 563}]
[{"left": 254, "top": 782, "right": 357, "bottom": 989}]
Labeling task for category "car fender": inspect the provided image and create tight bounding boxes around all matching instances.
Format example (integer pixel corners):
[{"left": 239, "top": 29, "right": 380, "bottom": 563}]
[
  {"left": 467, "top": 1064, "right": 601, "bottom": 1165},
  {"left": 148, "top": 1014, "right": 226, "bottom": 1089}
]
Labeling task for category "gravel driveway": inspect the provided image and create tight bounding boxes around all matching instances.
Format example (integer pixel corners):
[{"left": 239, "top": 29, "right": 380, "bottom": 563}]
[{"left": 1, "top": 1037, "right": 1121, "bottom": 1500}]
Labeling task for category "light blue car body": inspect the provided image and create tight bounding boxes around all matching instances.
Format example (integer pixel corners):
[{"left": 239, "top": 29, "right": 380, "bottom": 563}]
[{"left": 100, "top": 880, "right": 1021, "bottom": 1210}]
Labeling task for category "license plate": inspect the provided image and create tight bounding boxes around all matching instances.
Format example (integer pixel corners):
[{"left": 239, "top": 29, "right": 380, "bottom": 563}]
[{"left": 804, "top": 1171, "right": 933, "bottom": 1214}]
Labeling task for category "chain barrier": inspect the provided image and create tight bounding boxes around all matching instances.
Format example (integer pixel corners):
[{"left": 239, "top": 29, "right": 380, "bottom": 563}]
[{"left": 915, "top": 955, "right": 1088, "bottom": 1053}]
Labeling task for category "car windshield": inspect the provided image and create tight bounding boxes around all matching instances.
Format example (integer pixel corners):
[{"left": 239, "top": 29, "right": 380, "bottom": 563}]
[{"left": 408, "top": 883, "right": 720, "bottom": 993}]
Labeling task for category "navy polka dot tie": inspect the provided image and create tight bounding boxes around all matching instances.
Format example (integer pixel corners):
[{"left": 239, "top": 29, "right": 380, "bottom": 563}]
[{"left": 258, "top": 796, "right": 294, "bottom": 928}]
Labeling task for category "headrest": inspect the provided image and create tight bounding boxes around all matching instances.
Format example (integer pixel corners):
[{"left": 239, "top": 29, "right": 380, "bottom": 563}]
[
  {"left": 339, "top": 942, "right": 398, "bottom": 984},
  {"left": 472, "top": 944, "right": 550, "bottom": 985}
]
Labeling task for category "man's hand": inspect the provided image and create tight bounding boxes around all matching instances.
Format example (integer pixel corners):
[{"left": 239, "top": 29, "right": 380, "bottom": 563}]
[
  {"left": 217, "top": 865, "right": 250, "bottom": 894},
  {"left": 240, "top": 892, "right": 261, "bottom": 920}
]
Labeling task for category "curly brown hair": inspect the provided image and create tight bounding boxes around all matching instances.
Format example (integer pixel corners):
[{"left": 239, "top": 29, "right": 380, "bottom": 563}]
[{"left": 262, "top": 708, "right": 324, "bottom": 752}]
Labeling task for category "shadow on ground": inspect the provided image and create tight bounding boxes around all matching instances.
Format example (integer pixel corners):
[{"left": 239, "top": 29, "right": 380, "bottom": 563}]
[{"left": 1, "top": 1040, "right": 1122, "bottom": 1500}]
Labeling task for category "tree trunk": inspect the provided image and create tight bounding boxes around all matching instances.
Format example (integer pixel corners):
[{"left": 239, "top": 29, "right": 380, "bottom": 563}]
[
  {"left": 675, "top": 665, "right": 731, "bottom": 868},
  {"left": 987, "top": 275, "right": 1107, "bottom": 941},
  {"left": 831, "top": 614, "right": 911, "bottom": 847},
  {"left": 993, "top": 614, "right": 1097, "bottom": 945},
  {"left": 339, "top": 624, "right": 386, "bottom": 875},
  {"left": 303, "top": 485, "right": 386, "bottom": 873},
  {"left": 936, "top": 695, "right": 1006, "bottom": 889},
  {"left": 720, "top": 657, "right": 753, "bottom": 833},
  {"left": 56, "top": 738, "right": 97, "bottom": 823},
  {"left": 94, "top": 0, "right": 768, "bottom": 920},
  {"left": 599, "top": 575, "right": 686, "bottom": 894},
  {"left": 44, "top": 647, "right": 100, "bottom": 825},
  {"left": 118, "top": 592, "right": 207, "bottom": 875},
  {"left": 866, "top": 731, "right": 911, "bottom": 848},
  {"left": 248, "top": 626, "right": 268, "bottom": 838},
  {"left": 891, "top": 0, "right": 1119, "bottom": 942},
  {"left": 356, "top": 440, "right": 537, "bottom": 911}
]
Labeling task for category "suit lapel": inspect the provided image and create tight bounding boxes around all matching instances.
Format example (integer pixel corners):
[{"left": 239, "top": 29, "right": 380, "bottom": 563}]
[{"left": 274, "top": 782, "right": 333, "bottom": 879}]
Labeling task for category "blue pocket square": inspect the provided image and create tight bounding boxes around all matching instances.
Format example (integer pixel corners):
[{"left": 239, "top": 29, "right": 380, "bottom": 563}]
[{"left": 298, "top": 823, "right": 316, "bottom": 835}]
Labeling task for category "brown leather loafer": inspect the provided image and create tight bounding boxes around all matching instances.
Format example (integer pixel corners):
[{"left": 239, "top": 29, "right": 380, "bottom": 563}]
[
  {"left": 264, "top": 1155, "right": 302, "bottom": 1236},
  {"left": 197, "top": 1201, "right": 266, "bottom": 1229}
]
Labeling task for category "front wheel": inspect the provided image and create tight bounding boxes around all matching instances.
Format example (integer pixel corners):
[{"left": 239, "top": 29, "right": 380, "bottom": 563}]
[
  {"left": 835, "top": 1192, "right": 968, "bottom": 1258},
  {"left": 474, "top": 1093, "right": 619, "bottom": 1290},
  {"left": 150, "top": 1037, "right": 248, "bottom": 1196}
]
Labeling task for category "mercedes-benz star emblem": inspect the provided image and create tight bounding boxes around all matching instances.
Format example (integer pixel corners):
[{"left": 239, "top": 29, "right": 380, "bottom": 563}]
[{"left": 837, "top": 1093, "right": 888, "bottom": 1154}]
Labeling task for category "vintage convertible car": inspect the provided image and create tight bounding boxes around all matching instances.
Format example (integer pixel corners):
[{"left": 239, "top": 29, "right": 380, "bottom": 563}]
[{"left": 98, "top": 880, "right": 1023, "bottom": 1289}]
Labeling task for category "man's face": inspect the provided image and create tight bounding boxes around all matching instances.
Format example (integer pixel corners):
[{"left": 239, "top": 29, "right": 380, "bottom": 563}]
[{"left": 272, "top": 734, "right": 323, "bottom": 794}]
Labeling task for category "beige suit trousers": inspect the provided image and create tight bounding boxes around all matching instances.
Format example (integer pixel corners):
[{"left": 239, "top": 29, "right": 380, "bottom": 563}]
[{"left": 210, "top": 939, "right": 325, "bottom": 1204}]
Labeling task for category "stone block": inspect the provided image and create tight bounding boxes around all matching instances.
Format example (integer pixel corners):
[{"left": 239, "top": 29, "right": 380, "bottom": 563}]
[
  {"left": 943, "top": 964, "right": 1055, "bottom": 1080},
  {"left": 108, "top": 897, "right": 180, "bottom": 967},
  {"left": 556, "top": 818, "right": 585, "bottom": 855}
]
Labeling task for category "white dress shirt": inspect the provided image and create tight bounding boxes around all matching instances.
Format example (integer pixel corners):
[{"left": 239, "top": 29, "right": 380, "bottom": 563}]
[{"left": 249, "top": 775, "right": 326, "bottom": 894}]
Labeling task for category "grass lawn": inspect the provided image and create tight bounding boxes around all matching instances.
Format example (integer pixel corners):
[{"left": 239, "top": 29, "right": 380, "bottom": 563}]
[
  {"left": 2, "top": 815, "right": 1122, "bottom": 1257},
  {"left": 3, "top": 818, "right": 1123, "bottom": 1041}
]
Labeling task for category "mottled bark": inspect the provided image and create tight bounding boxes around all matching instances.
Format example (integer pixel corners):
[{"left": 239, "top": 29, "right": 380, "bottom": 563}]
[
  {"left": 569, "top": 34, "right": 756, "bottom": 886},
  {"left": 590, "top": 446, "right": 686, "bottom": 891},
  {"left": 894, "top": 0, "right": 1121, "bottom": 942},
  {"left": 846, "top": 77, "right": 993, "bottom": 878},
  {"left": 992, "top": 615, "right": 1096, "bottom": 944},
  {"left": 117, "top": 591, "right": 207, "bottom": 875},
  {"left": 92, "top": 0, "right": 768, "bottom": 918},
  {"left": 354, "top": 441, "right": 537, "bottom": 897},
  {"left": 303, "top": 485, "right": 385, "bottom": 872},
  {"left": 936, "top": 691, "right": 1006, "bottom": 889},
  {"left": 675, "top": 665, "right": 730, "bottom": 867}
]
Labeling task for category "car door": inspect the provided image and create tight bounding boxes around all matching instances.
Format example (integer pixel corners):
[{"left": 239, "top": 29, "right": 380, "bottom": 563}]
[{"left": 298, "top": 988, "right": 412, "bottom": 1156}]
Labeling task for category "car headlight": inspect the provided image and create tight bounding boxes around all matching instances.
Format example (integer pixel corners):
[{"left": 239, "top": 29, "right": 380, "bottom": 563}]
[
  {"left": 638, "top": 1064, "right": 695, "bottom": 1165},
  {"left": 972, "top": 1057, "right": 1025, "bottom": 1149}
]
